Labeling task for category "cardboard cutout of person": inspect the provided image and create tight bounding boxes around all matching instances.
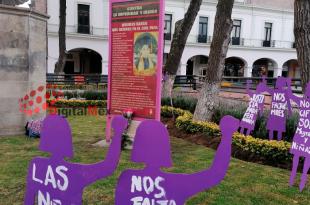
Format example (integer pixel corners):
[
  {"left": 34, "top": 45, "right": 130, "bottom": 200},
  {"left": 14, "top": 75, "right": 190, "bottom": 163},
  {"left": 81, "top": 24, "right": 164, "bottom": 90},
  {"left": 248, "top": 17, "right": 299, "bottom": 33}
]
[
  {"left": 288, "top": 82, "right": 310, "bottom": 191},
  {"left": 115, "top": 116, "right": 239, "bottom": 205},
  {"left": 265, "top": 77, "right": 292, "bottom": 141},
  {"left": 24, "top": 115, "right": 127, "bottom": 205},
  {"left": 239, "top": 77, "right": 267, "bottom": 136}
]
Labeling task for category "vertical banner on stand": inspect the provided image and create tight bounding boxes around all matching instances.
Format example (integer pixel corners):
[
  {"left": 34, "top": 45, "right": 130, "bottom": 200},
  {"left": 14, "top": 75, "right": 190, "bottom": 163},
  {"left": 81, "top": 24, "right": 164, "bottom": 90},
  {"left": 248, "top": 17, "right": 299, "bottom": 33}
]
[{"left": 108, "top": 0, "right": 164, "bottom": 123}]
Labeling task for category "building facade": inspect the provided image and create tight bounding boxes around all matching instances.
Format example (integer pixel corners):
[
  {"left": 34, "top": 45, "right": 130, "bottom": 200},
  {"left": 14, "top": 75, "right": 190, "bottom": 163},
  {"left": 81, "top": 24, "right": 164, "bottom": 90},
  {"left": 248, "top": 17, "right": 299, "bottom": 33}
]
[{"left": 47, "top": 0, "right": 298, "bottom": 78}]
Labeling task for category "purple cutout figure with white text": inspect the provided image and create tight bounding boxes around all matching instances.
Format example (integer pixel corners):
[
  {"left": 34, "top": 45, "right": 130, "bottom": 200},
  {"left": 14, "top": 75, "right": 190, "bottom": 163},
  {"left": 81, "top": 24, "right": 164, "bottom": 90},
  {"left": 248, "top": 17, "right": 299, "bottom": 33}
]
[
  {"left": 115, "top": 116, "right": 239, "bottom": 205},
  {"left": 24, "top": 115, "right": 127, "bottom": 205},
  {"left": 265, "top": 77, "right": 292, "bottom": 141},
  {"left": 288, "top": 82, "right": 310, "bottom": 191},
  {"left": 239, "top": 78, "right": 267, "bottom": 136}
]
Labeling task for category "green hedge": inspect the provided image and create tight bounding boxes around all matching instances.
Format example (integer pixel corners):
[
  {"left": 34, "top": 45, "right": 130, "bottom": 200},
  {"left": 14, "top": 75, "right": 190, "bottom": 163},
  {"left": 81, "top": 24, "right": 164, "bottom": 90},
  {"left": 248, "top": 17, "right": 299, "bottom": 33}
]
[
  {"left": 47, "top": 99, "right": 107, "bottom": 107},
  {"left": 62, "top": 91, "right": 107, "bottom": 100},
  {"left": 161, "top": 97, "right": 197, "bottom": 113},
  {"left": 47, "top": 84, "right": 107, "bottom": 91},
  {"left": 161, "top": 106, "right": 292, "bottom": 163}
]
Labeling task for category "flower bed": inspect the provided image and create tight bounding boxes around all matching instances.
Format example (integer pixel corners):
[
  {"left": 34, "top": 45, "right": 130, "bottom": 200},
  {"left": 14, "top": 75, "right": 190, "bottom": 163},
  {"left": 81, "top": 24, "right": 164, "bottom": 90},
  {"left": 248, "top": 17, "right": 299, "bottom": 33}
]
[
  {"left": 161, "top": 106, "right": 293, "bottom": 165},
  {"left": 47, "top": 99, "right": 107, "bottom": 107}
]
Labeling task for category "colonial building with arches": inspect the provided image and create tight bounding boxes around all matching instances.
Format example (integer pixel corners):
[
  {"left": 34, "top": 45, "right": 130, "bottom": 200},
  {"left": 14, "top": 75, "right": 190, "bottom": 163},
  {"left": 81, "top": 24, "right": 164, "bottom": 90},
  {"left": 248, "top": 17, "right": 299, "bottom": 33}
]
[{"left": 47, "top": 0, "right": 298, "bottom": 79}]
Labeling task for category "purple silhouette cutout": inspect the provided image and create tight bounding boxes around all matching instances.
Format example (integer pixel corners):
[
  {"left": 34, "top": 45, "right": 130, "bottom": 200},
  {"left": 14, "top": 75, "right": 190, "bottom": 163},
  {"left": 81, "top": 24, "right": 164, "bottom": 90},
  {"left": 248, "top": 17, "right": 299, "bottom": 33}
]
[
  {"left": 239, "top": 78, "right": 267, "bottom": 136},
  {"left": 115, "top": 116, "right": 239, "bottom": 205},
  {"left": 265, "top": 77, "right": 292, "bottom": 141},
  {"left": 288, "top": 82, "right": 310, "bottom": 191},
  {"left": 24, "top": 115, "right": 127, "bottom": 205}
]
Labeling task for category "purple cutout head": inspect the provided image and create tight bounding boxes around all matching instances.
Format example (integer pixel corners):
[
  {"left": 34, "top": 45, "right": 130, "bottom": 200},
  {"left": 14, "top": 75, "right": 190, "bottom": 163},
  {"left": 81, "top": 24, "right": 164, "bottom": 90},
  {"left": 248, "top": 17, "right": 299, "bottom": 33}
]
[
  {"left": 256, "top": 76, "right": 267, "bottom": 92},
  {"left": 24, "top": 114, "right": 127, "bottom": 205},
  {"left": 39, "top": 115, "right": 73, "bottom": 159},
  {"left": 115, "top": 116, "right": 239, "bottom": 205},
  {"left": 275, "top": 76, "right": 287, "bottom": 89},
  {"left": 131, "top": 119, "right": 173, "bottom": 168}
]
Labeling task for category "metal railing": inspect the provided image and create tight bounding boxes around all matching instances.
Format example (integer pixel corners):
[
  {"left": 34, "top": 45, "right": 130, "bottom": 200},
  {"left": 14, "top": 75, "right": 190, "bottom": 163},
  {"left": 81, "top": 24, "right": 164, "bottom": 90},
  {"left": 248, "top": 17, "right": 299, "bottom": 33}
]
[
  {"left": 48, "top": 23, "right": 295, "bottom": 49},
  {"left": 174, "top": 75, "right": 198, "bottom": 90},
  {"left": 47, "top": 73, "right": 108, "bottom": 85},
  {"left": 221, "top": 76, "right": 302, "bottom": 93},
  {"left": 166, "top": 34, "right": 295, "bottom": 49},
  {"left": 46, "top": 74, "right": 302, "bottom": 93}
]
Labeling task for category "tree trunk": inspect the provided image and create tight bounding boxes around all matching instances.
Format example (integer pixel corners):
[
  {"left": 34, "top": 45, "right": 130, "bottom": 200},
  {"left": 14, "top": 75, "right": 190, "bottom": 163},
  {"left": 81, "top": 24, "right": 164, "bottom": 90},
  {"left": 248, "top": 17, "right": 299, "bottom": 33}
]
[
  {"left": 162, "top": 74, "right": 175, "bottom": 99},
  {"left": 162, "top": 0, "right": 202, "bottom": 98},
  {"left": 294, "top": 0, "right": 310, "bottom": 91},
  {"left": 193, "top": 0, "right": 234, "bottom": 121},
  {"left": 54, "top": 0, "right": 67, "bottom": 73}
]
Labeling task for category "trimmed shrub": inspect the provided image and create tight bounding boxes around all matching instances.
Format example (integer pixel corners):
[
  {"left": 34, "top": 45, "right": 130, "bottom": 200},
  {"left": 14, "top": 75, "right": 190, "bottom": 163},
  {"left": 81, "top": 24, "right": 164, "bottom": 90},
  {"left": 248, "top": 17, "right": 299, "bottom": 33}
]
[
  {"left": 212, "top": 103, "right": 247, "bottom": 123},
  {"left": 161, "top": 97, "right": 197, "bottom": 113},
  {"left": 47, "top": 99, "right": 107, "bottom": 107},
  {"left": 48, "top": 84, "right": 107, "bottom": 91},
  {"left": 62, "top": 91, "right": 107, "bottom": 100},
  {"left": 161, "top": 106, "right": 293, "bottom": 164}
]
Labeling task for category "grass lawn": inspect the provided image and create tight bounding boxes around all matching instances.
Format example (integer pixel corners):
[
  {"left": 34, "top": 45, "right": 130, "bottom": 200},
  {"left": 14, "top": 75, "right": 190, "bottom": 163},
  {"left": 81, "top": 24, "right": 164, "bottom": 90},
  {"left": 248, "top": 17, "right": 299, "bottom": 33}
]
[{"left": 0, "top": 115, "right": 309, "bottom": 205}]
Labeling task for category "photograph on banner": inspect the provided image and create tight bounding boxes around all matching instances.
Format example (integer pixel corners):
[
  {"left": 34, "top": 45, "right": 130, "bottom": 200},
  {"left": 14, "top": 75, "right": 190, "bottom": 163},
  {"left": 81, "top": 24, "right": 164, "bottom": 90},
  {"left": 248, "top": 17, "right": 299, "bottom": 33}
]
[{"left": 134, "top": 32, "right": 158, "bottom": 76}]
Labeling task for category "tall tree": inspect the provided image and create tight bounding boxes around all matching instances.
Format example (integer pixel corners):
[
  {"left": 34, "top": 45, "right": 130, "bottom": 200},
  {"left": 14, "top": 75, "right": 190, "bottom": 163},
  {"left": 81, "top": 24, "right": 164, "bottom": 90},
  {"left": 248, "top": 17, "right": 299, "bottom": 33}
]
[
  {"left": 193, "top": 0, "right": 234, "bottom": 121},
  {"left": 294, "top": 0, "right": 310, "bottom": 91},
  {"left": 54, "top": 0, "right": 66, "bottom": 73},
  {"left": 162, "top": 0, "right": 202, "bottom": 98}
]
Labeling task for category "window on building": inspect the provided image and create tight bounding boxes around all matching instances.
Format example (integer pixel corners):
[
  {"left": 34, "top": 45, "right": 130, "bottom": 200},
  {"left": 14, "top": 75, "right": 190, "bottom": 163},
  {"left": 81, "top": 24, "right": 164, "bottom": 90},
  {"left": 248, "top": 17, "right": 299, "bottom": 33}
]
[
  {"left": 263, "top": 22, "right": 272, "bottom": 47},
  {"left": 164, "top": 14, "right": 172, "bottom": 40},
  {"left": 231, "top": 20, "right": 241, "bottom": 45},
  {"left": 78, "top": 4, "right": 90, "bottom": 34},
  {"left": 198, "top": 17, "right": 208, "bottom": 43}
]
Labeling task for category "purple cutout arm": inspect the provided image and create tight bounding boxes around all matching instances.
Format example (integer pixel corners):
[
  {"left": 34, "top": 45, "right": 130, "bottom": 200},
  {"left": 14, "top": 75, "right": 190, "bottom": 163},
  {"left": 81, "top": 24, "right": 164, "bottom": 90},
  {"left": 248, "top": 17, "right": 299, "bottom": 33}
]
[
  {"left": 286, "top": 92, "right": 293, "bottom": 117},
  {"left": 286, "top": 79, "right": 299, "bottom": 116},
  {"left": 182, "top": 116, "right": 240, "bottom": 196},
  {"left": 24, "top": 161, "right": 35, "bottom": 205},
  {"left": 286, "top": 80, "right": 301, "bottom": 105},
  {"left": 79, "top": 116, "right": 128, "bottom": 185},
  {"left": 263, "top": 84, "right": 273, "bottom": 95}
]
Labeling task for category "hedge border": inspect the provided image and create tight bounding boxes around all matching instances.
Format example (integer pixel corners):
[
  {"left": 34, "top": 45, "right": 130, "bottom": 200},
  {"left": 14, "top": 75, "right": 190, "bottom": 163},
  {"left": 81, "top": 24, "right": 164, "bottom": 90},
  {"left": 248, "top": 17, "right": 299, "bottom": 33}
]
[
  {"left": 161, "top": 106, "right": 292, "bottom": 163},
  {"left": 47, "top": 99, "right": 107, "bottom": 107}
]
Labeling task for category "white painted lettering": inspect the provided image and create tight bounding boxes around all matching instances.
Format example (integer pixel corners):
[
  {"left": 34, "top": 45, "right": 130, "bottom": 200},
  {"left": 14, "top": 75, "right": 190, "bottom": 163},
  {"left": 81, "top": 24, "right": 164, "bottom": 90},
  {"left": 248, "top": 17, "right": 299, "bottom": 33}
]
[
  {"left": 131, "top": 176, "right": 142, "bottom": 193},
  {"left": 32, "top": 163, "right": 43, "bottom": 184},
  {"left": 55, "top": 166, "right": 68, "bottom": 191},
  {"left": 143, "top": 177, "right": 154, "bottom": 195},
  {"left": 44, "top": 165, "right": 57, "bottom": 189},
  {"left": 154, "top": 177, "right": 165, "bottom": 198}
]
